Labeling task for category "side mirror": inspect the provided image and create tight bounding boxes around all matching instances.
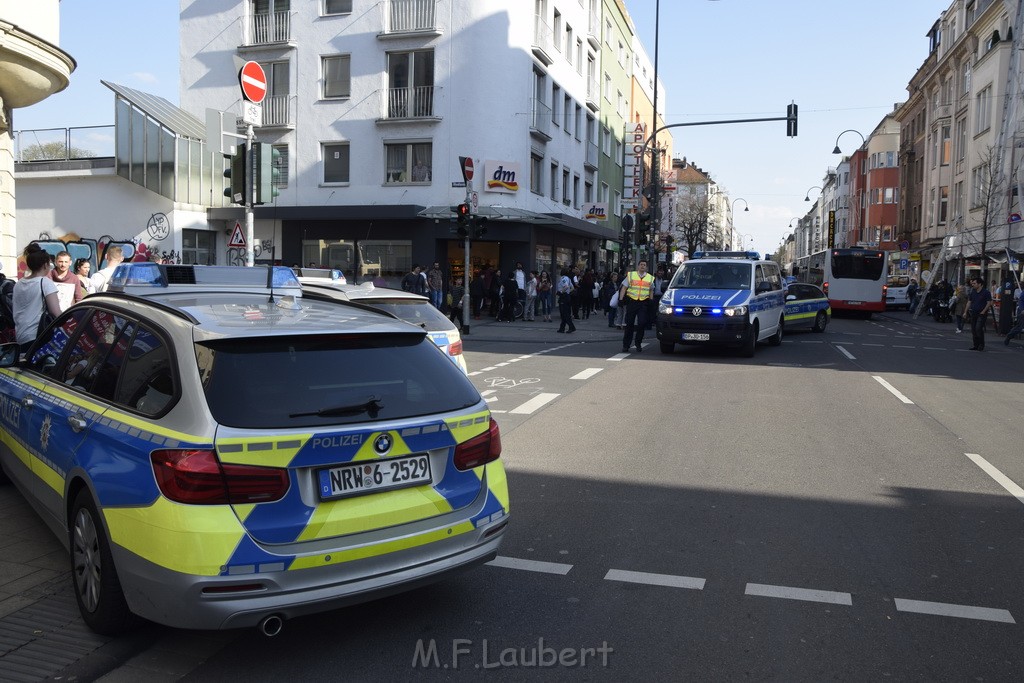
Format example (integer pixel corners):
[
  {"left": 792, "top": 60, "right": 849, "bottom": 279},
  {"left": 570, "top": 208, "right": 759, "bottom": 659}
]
[
  {"left": 0, "top": 343, "right": 19, "bottom": 367},
  {"left": 786, "top": 294, "right": 796, "bottom": 301}
]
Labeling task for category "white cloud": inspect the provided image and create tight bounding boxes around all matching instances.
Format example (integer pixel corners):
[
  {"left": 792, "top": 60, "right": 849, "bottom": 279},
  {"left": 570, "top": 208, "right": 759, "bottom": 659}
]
[{"left": 130, "top": 71, "right": 159, "bottom": 84}]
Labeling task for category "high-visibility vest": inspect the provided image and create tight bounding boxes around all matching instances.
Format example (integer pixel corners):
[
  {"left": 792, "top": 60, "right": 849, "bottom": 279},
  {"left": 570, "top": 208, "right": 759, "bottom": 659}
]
[{"left": 625, "top": 271, "right": 654, "bottom": 301}]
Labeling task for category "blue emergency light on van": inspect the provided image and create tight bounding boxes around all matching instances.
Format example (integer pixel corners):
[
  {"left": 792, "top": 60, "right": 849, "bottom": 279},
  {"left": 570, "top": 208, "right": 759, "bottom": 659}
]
[
  {"left": 655, "top": 253, "right": 786, "bottom": 358},
  {"left": 107, "top": 264, "right": 302, "bottom": 293}
]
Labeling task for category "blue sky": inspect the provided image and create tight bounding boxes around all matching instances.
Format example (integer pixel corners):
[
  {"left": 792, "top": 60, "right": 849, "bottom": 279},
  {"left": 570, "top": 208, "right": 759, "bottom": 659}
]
[{"left": 18, "top": 0, "right": 949, "bottom": 257}]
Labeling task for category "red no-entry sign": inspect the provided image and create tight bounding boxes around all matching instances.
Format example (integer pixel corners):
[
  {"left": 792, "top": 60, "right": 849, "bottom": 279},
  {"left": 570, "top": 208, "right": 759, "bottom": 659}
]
[{"left": 239, "top": 61, "right": 267, "bottom": 103}]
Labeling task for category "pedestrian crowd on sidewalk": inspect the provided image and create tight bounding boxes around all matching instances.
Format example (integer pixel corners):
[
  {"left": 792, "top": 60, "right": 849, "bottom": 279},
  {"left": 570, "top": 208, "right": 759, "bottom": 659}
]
[
  {"left": 0, "top": 244, "right": 126, "bottom": 352},
  {"left": 402, "top": 260, "right": 675, "bottom": 335}
]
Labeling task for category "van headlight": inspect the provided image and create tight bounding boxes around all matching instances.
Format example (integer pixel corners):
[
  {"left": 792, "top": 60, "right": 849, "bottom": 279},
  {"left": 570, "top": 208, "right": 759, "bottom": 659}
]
[
  {"left": 659, "top": 303, "right": 675, "bottom": 314},
  {"left": 723, "top": 305, "right": 747, "bottom": 317}
]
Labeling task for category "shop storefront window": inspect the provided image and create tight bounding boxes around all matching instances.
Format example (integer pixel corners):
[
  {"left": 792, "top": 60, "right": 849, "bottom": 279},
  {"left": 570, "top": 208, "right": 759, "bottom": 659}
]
[
  {"left": 358, "top": 239, "right": 412, "bottom": 288},
  {"left": 535, "top": 245, "right": 552, "bottom": 279},
  {"left": 555, "top": 247, "right": 572, "bottom": 273},
  {"left": 182, "top": 229, "right": 215, "bottom": 265}
]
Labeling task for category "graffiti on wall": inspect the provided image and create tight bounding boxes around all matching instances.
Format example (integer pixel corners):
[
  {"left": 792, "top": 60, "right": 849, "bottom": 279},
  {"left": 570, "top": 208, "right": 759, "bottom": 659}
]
[
  {"left": 226, "top": 240, "right": 274, "bottom": 267},
  {"left": 24, "top": 232, "right": 175, "bottom": 277}
]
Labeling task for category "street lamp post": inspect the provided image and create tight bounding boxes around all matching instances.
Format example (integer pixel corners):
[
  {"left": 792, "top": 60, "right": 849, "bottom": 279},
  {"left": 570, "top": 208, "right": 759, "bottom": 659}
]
[
  {"left": 730, "top": 198, "right": 749, "bottom": 250},
  {"left": 832, "top": 129, "right": 866, "bottom": 155},
  {"left": 804, "top": 186, "right": 823, "bottom": 202}
]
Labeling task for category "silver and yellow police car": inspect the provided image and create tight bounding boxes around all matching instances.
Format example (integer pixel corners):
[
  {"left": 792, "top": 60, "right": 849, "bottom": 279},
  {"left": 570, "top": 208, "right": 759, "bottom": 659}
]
[
  {"left": 0, "top": 264, "right": 508, "bottom": 635},
  {"left": 783, "top": 282, "right": 831, "bottom": 332}
]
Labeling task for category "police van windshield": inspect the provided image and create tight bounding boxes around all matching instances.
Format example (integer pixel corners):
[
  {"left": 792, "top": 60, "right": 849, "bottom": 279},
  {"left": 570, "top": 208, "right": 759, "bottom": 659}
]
[{"left": 668, "top": 262, "right": 751, "bottom": 290}]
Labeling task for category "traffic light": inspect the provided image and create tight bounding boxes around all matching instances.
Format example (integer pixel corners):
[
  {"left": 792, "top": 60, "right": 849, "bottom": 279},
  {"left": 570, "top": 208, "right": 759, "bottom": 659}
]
[
  {"left": 472, "top": 216, "right": 488, "bottom": 239},
  {"left": 636, "top": 212, "right": 651, "bottom": 245},
  {"left": 223, "top": 143, "right": 246, "bottom": 205},
  {"left": 451, "top": 203, "right": 471, "bottom": 237},
  {"left": 253, "top": 143, "right": 281, "bottom": 205},
  {"left": 786, "top": 101, "right": 798, "bottom": 137}
]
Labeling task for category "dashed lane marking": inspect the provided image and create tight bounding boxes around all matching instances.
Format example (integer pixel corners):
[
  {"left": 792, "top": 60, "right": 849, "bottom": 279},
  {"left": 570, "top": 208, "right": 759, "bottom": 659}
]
[
  {"left": 894, "top": 598, "right": 1015, "bottom": 624},
  {"left": 834, "top": 345, "right": 856, "bottom": 360},
  {"left": 605, "top": 569, "right": 705, "bottom": 590},
  {"left": 608, "top": 352, "right": 630, "bottom": 361},
  {"left": 509, "top": 393, "right": 559, "bottom": 415},
  {"left": 571, "top": 368, "right": 604, "bottom": 380},
  {"left": 487, "top": 556, "right": 573, "bottom": 575},
  {"left": 745, "top": 583, "right": 853, "bottom": 606},
  {"left": 872, "top": 375, "right": 914, "bottom": 404},
  {"left": 965, "top": 453, "right": 1024, "bottom": 506}
]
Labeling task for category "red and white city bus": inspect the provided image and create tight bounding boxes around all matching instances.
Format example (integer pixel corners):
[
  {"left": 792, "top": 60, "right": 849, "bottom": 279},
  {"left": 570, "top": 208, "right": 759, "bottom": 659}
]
[{"left": 795, "top": 248, "right": 888, "bottom": 317}]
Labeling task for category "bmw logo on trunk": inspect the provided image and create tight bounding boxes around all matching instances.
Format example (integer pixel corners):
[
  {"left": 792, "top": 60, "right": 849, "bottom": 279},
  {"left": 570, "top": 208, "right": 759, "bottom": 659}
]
[{"left": 373, "top": 433, "right": 393, "bottom": 455}]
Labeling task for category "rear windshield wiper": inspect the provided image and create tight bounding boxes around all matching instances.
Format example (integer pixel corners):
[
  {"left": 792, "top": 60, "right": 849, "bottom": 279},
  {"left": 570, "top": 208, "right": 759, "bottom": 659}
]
[{"left": 290, "top": 396, "right": 384, "bottom": 419}]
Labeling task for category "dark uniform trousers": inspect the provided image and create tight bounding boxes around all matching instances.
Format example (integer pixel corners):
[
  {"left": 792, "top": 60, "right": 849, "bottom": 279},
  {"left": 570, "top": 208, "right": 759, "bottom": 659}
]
[{"left": 622, "top": 297, "right": 649, "bottom": 349}]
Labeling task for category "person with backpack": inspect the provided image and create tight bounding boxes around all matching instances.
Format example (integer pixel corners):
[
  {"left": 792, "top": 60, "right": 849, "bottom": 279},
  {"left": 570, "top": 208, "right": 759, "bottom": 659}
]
[{"left": 13, "top": 245, "right": 62, "bottom": 352}]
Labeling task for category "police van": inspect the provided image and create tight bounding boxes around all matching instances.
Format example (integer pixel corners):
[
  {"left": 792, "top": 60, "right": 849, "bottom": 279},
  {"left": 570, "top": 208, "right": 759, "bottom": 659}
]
[{"left": 656, "top": 251, "right": 786, "bottom": 357}]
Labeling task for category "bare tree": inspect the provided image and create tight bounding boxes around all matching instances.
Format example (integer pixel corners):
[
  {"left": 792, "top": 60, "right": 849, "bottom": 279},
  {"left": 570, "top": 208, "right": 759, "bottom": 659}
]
[
  {"left": 963, "top": 144, "right": 1005, "bottom": 281},
  {"left": 674, "top": 192, "right": 719, "bottom": 257},
  {"left": 19, "top": 141, "right": 93, "bottom": 162}
]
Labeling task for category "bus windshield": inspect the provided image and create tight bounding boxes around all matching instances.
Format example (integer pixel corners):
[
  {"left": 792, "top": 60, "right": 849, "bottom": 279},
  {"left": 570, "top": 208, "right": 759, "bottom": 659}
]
[{"left": 831, "top": 252, "right": 885, "bottom": 280}]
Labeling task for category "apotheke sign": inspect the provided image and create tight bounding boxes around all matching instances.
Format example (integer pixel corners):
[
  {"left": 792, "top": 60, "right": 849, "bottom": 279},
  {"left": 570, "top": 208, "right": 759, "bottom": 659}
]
[{"left": 622, "top": 122, "right": 646, "bottom": 209}]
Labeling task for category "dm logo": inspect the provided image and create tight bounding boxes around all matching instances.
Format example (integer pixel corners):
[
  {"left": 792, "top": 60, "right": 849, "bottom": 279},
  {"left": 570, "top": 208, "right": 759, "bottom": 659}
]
[
  {"left": 373, "top": 433, "right": 393, "bottom": 455},
  {"left": 484, "top": 161, "right": 520, "bottom": 193}
]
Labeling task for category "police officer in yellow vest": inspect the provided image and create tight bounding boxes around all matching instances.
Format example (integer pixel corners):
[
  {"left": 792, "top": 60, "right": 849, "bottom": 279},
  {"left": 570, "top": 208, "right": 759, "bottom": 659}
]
[{"left": 619, "top": 260, "right": 655, "bottom": 353}]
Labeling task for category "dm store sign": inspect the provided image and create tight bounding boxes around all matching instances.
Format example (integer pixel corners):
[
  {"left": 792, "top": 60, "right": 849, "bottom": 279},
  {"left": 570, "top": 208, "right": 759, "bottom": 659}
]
[{"left": 484, "top": 161, "right": 520, "bottom": 194}]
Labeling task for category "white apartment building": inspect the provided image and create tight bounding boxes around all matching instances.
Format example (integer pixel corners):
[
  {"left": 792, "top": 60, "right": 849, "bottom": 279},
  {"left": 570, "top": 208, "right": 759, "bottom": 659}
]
[{"left": 181, "top": 0, "right": 633, "bottom": 283}]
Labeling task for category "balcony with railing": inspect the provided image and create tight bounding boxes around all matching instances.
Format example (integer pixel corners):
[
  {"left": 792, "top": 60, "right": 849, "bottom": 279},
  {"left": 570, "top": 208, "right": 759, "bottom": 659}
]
[
  {"left": 532, "top": 14, "right": 554, "bottom": 65},
  {"left": 259, "top": 95, "right": 295, "bottom": 128},
  {"left": 379, "top": 86, "right": 440, "bottom": 121},
  {"left": 530, "top": 99, "right": 552, "bottom": 141},
  {"left": 585, "top": 140, "right": 599, "bottom": 170},
  {"left": 246, "top": 11, "right": 291, "bottom": 47},
  {"left": 380, "top": 0, "right": 439, "bottom": 36}
]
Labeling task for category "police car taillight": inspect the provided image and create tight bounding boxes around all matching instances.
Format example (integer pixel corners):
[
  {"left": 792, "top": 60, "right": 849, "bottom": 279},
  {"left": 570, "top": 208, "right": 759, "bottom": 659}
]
[
  {"left": 448, "top": 339, "right": 463, "bottom": 357},
  {"left": 453, "top": 418, "right": 501, "bottom": 470},
  {"left": 151, "top": 449, "right": 289, "bottom": 504}
]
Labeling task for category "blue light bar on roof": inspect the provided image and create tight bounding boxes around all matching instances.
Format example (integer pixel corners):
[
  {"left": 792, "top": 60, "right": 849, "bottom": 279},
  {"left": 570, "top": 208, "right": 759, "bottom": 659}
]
[
  {"left": 692, "top": 251, "right": 761, "bottom": 260},
  {"left": 107, "top": 263, "right": 302, "bottom": 292}
]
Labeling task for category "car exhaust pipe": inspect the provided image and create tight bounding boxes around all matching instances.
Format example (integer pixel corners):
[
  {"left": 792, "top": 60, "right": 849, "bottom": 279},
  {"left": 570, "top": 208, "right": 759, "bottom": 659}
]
[{"left": 258, "top": 614, "right": 284, "bottom": 637}]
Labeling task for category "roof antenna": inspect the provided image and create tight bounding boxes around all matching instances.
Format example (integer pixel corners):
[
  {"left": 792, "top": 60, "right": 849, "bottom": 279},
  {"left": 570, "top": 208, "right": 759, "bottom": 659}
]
[{"left": 266, "top": 265, "right": 277, "bottom": 304}]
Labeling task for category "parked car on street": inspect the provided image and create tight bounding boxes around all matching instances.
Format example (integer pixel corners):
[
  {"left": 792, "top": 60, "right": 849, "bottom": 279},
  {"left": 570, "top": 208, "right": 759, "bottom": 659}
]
[
  {"left": 784, "top": 282, "right": 831, "bottom": 332},
  {"left": 886, "top": 275, "right": 912, "bottom": 309},
  {"left": 0, "top": 264, "right": 507, "bottom": 635}
]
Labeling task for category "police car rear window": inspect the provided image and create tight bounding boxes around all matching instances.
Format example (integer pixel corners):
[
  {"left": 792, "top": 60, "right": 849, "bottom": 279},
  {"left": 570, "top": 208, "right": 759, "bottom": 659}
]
[
  {"left": 355, "top": 298, "right": 457, "bottom": 333},
  {"left": 195, "top": 334, "right": 479, "bottom": 429}
]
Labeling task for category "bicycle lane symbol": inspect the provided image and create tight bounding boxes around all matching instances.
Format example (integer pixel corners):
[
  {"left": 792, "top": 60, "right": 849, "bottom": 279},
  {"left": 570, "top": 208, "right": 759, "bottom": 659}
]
[{"left": 480, "top": 377, "right": 541, "bottom": 407}]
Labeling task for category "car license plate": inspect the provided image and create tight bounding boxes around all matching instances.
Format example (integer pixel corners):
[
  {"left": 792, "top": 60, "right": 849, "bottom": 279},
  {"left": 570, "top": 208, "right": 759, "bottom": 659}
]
[
  {"left": 318, "top": 454, "right": 432, "bottom": 500},
  {"left": 847, "top": 301, "right": 862, "bottom": 305},
  {"left": 683, "top": 333, "right": 710, "bottom": 341}
]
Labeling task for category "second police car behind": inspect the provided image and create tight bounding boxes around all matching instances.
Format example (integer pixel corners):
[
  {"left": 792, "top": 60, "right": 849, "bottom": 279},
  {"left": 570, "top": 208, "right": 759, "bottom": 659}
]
[{"left": 656, "top": 252, "right": 786, "bottom": 357}]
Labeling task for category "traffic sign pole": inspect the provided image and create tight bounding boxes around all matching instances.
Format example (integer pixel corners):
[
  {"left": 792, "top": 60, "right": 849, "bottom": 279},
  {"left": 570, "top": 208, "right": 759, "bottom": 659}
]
[{"left": 246, "top": 123, "right": 255, "bottom": 267}]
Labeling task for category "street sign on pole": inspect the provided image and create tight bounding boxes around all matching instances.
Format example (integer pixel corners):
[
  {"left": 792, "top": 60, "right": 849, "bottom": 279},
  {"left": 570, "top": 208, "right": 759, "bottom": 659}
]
[
  {"left": 228, "top": 220, "right": 246, "bottom": 248},
  {"left": 241, "top": 101, "right": 262, "bottom": 126},
  {"left": 239, "top": 61, "right": 267, "bottom": 103},
  {"left": 460, "top": 156, "right": 474, "bottom": 183}
]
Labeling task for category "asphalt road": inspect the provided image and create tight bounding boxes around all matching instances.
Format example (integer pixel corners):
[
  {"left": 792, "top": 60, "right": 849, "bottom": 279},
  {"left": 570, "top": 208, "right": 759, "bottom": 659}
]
[
  {"left": 1, "top": 311, "right": 1002, "bottom": 681},
  {"left": 109, "top": 311, "right": 1016, "bottom": 682}
]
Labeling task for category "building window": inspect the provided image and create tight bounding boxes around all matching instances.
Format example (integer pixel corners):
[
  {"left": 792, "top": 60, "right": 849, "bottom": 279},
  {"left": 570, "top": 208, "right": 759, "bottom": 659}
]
[
  {"left": 552, "top": 84, "right": 561, "bottom": 126},
  {"left": 384, "top": 141, "right": 431, "bottom": 184},
  {"left": 603, "top": 72, "right": 611, "bottom": 101},
  {"left": 882, "top": 226, "right": 893, "bottom": 242},
  {"left": 573, "top": 174, "right": 580, "bottom": 208},
  {"left": 565, "top": 25, "right": 573, "bottom": 59},
  {"left": 322, "top": 55, "right": 351, "bottom": 99},
  {"left": 564, "top": 95, "right": 572, "bottom": 135},
  {"left": 387, "top": 50, "right": 434, "bottom": 118},
  {"left": 613, "top": 138, "right": 622, "bottom": 166},
  {"left": 322, "top": 142, "right": 350, "bottom": 184},
  {"left": 602, "top": 125, "right": 611, "bottom": 156},
  {"left": 939, "top": 186, "right": 949, "bottom": 223},
  {"left": 612, "top": 190, "right": 620, "bottom": 216},
  {"left": 575, "top": 104, "right": 582, "bottom": 140},
  {"left": 562, "top": 167, "right": 571, "bottom": 205},
  {"left": 956, "top": 117, "right": 967, "bottom": 162},
  {"left": 976, "top": 86, "right": 992, "bottom": 134},
  {"left": 576, "top": 39, "right": 583, "bottom": 74},
  {"left": 971, "top": 165, "right": 985, "bottom": 207},
  {"left": 553, "top": 10, "right": 562, "bottom": 50},
  {"left": 272, "top": 144, "right": 288, "bottom": 188},
  {"left": 550, "top": 161, "right": 558, "bottom": 200},
  {"left": 323, "top": 0, "right": 352, "bottom": 14},
  {"left": 940, "top": 125, "right": 951, "bottom": 165},
  {"left": 258, "top": 60, "right": 290, "bottom": 101},
  {"left": 584, "top": 180, "right": 593, "bottom": 202},
  {"left": 530, "top": 154, "right": 543, "bottom": 194},
  {"left": 884, "top": 187, "right": 894, "bottom": 204},
  {"left": 182, "top": 229, "right": 215, "bottom": 265},
  {"left": 600, "top": 181, "right": 609, "bottom": 203}
]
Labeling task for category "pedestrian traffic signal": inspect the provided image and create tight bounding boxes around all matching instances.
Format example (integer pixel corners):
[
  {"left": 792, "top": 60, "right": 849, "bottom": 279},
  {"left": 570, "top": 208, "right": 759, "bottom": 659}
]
[
  {"left": 786, "top": 101, "right": 798, "bottom": 137},
  {"left": 451, "top": 203, "right": 471, "bottom": 237},
  {"left": 472, "top": 216, "right": 488, "bottom": 239},
  {"left": 223, "top": 143, "right": 246, "bottom": 205},
  {"left": 253, "top": 143, "right": 281, "bottom": 205}
]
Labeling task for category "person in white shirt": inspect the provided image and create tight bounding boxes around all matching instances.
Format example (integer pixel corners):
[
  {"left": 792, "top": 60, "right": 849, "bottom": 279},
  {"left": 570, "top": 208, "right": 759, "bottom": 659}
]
[
  {"left": 13, "top": 245, "right": 62, "bottom": 351},
  {"left": 89, "top": 245, "right": 125, "bottom": 293}
]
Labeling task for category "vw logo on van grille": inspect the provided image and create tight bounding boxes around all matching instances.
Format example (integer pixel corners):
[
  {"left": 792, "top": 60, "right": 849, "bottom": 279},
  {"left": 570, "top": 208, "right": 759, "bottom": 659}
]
[{"left": 692, "top": 307, "right": 703, "bottom": 316}]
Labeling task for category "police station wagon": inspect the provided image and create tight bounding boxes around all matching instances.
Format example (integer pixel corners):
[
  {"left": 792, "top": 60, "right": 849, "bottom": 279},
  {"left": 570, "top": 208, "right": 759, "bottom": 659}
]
[
  {"left": 656, "top": 252, "right": 786, "bottom": 357},
  {"left": 0, "top": 264, "right": 508, "bottom": 635}
]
